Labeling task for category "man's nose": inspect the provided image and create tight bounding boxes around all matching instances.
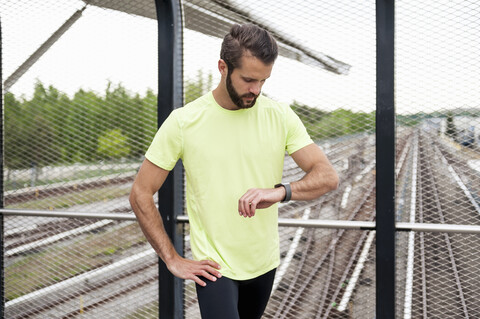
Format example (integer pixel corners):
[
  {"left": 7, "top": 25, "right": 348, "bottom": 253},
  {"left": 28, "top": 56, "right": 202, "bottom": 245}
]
[{"left": 249, "top": 83, "right": 261, "bottom": 95}]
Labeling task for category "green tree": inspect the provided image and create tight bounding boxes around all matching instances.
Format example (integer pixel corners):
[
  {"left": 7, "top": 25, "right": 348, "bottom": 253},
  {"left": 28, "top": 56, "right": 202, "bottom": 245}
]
[
  {"left": 4, "top": 92, "right": 25, "bottom": 169},
  {"left": 4, "top": 82, "right": 63, "bottom": 169},
  {"left": 97, "top": 129, "right": 131, "bottom": 159},
  {"left": 2, "top": 72, "right": 211, "bottom": 168},
  {"left": 290, "top": 102, "right": 375, "bottom": 141},
  {"left": 185, "top": 70, "right": 213, "bottom": 104},
  {"left": 62, "top": 89, "right": 104, "bottom": 163},
  {"left": 127, "top": 89, "right": 157, "bottom": 158}
]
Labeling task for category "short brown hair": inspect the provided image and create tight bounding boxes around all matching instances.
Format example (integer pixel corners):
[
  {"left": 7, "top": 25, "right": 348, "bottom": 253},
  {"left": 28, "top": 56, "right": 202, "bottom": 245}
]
[{"left": 220, "top": 24, "right": 278, "bottom": 72}]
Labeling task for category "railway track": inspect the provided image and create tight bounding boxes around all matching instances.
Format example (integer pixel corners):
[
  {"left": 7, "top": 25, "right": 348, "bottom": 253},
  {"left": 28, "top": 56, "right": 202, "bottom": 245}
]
[
  {"left": 262, "top": 130, "right": 412, "bottom": 318},
  {"left": 266, "top": 184, "right": 375, "bottom": 319},
  {"left": 7, "top": 129, "right": 480, "bottom": 318},
  {"left": 405, "top": 133, "right": 480, "bottom": 318},
  {"left": 1, "top": 130, "right": 412, "bottom": 318},
  {"left": 262, "top": 131, "right": 413, "bottom": 319},
  {"left": 5, "top": 248, "right": 158, "bottom": 318},
  {"left": 183, "top": 135, "right": 378, "bottom": 318}
]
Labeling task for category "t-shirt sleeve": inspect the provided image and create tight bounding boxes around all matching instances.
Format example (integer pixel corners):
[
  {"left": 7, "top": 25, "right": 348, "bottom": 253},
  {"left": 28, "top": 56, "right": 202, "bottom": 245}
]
[
  {"left": 145, "top": 110, "right": 183, "bottom": 171},
  {"left": 285, "top": 105, "right": 314, "bottom": 155}
]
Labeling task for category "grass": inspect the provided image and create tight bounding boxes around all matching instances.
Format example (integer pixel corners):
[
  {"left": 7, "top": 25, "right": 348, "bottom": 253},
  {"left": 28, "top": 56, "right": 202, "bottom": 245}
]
[
  {"left": 5, "top": 222, "right": 146, "bottom": 301},
  {"left": 4, "top": 168, "right": 136, "bottom": 192},
  {"left": 6, "top": 185, "right": 131, "bottom": 210}
]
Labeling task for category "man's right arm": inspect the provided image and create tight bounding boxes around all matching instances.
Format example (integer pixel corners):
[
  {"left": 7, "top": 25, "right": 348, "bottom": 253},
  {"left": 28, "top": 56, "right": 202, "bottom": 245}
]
[{"left": 129, "top": 159, "right": 222, "bottom": 286}]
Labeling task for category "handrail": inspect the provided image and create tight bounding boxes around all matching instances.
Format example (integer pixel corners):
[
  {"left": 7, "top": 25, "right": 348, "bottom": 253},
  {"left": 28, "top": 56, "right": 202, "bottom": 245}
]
[
  {"left": 0, "top": 208, "right": 136, "bottom": 221},
  {"left": 2, "top": 209, "right": 480, "bottom": 234}
]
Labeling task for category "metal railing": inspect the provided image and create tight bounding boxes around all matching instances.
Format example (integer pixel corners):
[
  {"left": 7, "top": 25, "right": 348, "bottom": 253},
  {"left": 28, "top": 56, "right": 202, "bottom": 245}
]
[
  {"left": 4, "top": 209, "right": 480, "bottom": 234},
  {"left": 3, "top": 208, "right": 480, "bottom": 319},
  {"left": 3, "top": 0, "right": 480, "bottom": 318}
]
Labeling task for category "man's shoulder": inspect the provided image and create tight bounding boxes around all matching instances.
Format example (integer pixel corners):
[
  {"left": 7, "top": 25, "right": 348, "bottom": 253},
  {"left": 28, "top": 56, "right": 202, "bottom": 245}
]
[
  {"left": 173, "top": 92, "right": 212, "bottom": 117},
  {"left": 186, "top": 92, "right": 212, "bottom": 108}
]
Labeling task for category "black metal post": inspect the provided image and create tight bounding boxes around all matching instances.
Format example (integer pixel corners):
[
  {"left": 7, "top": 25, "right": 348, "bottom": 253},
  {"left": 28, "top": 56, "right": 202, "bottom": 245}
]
[
  {"left": 376, "top": 0, "right": 396, "bottom": 318},
  {"left": 155, "top": 0, "right": 184, "bottom": 318}
]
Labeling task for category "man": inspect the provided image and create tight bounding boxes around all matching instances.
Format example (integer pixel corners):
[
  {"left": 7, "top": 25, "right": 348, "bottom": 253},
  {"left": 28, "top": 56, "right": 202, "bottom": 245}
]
[{"left": 129, "top": 24, "right": 339, "bottom": 319}]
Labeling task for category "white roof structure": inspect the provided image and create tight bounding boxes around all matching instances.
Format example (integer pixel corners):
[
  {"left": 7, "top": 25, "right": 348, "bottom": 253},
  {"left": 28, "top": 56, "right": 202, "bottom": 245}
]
[
  {"left": 4, "top": 0, "right": 350, "bottom": 90},
  {"left": 84, "top": 0, "right": 351, "bottom": 75}
]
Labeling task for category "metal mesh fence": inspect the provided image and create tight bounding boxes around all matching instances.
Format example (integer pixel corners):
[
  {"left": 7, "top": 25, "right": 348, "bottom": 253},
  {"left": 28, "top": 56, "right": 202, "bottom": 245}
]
[
  {"left": 183, "top": 0, "right": 376, "bottom": 218},
  {"left": 2, "top": 0, "right": 158, "bottom": 211},
  {"left": 182, "top": 0, "right": 376, "bottom": 317},
  {"left": 2, "top": 0, "right": 379, "bottom": 317},
  {"left": 184, "top": 226, "right": 376, "bottom": 319},
  {"left": 4, "top": 0, "right": 479, "bottom": 318},
  {"left": 395, "top": 1, "right": 480, "bottom": 318},
  {"left": 1, "top": 0, "right": 159, "bottom": 317},
  {"left": 395, "top": 232, "right": 480, "bottom": 318},
  {"left": 4, "top": 215, "right": 158, "bottom": 318}
]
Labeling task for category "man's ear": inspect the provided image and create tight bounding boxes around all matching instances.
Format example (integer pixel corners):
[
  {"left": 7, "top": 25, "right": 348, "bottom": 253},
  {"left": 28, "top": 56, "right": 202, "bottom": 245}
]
[{"left": 218, "top": 59, "right": 228, "bottom": 76}]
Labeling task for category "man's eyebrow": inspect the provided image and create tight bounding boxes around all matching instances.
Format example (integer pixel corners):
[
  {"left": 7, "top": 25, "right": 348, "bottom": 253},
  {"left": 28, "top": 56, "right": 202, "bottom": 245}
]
[{"left": 241, "top": 76, "right": 269, "bottom": 81}]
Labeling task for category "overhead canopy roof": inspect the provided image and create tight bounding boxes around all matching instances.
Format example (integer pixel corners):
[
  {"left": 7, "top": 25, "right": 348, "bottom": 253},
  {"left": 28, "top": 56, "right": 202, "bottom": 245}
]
[{"left": 83, "top": 0, "right": 351, "bottom": 75}]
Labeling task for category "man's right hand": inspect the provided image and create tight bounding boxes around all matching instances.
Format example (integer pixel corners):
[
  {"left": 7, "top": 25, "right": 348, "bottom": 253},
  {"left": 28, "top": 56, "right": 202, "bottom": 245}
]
[{"left": 167, "top": 255, "right": 222, "bottom": 287}]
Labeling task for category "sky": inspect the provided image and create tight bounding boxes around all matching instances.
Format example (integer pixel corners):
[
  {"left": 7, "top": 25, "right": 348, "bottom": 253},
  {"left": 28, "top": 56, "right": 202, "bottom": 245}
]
[{"left": 1, "top": 0, "right": 479, "bottom": 114}]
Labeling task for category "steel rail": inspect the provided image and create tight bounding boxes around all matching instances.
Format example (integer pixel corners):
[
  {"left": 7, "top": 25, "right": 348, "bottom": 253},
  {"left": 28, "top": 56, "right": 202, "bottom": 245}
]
[
  {"left": 272, "top": 191, "right": 340, "bottom": 318},
  {"left": 272, "top": 208, "right": 311, "bottom": 292},
  {"left": 320, "top": 229, "right": 371, "bottom": 319},
  {"left": 403, "top": 133, "right": 419, "bottom": 319},
  {"left": 414, "top": 135, "right": 470, "bottom": 319},
  {"left": 5, "top": 249, "right": 156, "bottom": 313},
  {"left": 317, "top": 245, "right": 335, "bottom": 316},
  {"left": 337, "top": 230, "right": 376, "bottom": 312},
  {"left": 429, "top": 141, "right": 470, "bottom": 318},
  {"left": 5, "top": 219, "right": 116, "bottom": 257},
  {"left": 272, "top": 199, "right": 329, "bottom": 318},
  {"left": 275, "top": 183, "right": 375, "bottom": 318},
  {"left": 436, "top": 144, "right": 480, "bottom": 215},
  {"left": 417, "top": 156, "right": 428, "bottom": 319}
]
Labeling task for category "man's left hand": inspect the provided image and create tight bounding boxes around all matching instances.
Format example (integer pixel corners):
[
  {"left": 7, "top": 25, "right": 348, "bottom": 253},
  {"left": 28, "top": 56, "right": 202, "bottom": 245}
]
[{"left": 238, "top": 187, "right": 286, "bottom": 218}]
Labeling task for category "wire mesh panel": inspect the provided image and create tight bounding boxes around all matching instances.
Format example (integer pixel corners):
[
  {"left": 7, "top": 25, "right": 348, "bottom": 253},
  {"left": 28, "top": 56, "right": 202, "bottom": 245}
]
[
  {"left": 4, "top": 215, "right": 158, "bottom": 318},
  {"left": 182, "top": 0, "right": 376, "bottom": 222},
  {"left": 5, "top": 217, "right": 158, "bottom": 318},
  {"left": 396, "top": 232, "right": 480, "bottom": 318},
  {"left": 395, "top": 1, "right": 480, "bottom": 318},
  {"left": 2, "top": 0, "right": 158, "bottom": 212},
  {"left": 183, "top": 226, "right": 376, "bottom": 318},
  {"left": 267, "top": 227, "right": 376, "bottom": 319},
  {"left": 1, "top": 0, "right": 159, "bottom": 317},
  {"left": 182, "top": 0, "right": 376, "bottom": 317}
]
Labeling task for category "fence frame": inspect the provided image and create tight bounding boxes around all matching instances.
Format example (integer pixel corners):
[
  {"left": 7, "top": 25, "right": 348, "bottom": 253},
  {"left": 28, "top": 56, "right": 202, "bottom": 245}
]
[
  {"left": 376, "top": 0, "right": 396, "bottom": 317},
  {"left": 0, "top": 0, "right": 420, "bottom": 318},
  {"left": 155, "top": 0, "right": 185, "bottom": 318}
]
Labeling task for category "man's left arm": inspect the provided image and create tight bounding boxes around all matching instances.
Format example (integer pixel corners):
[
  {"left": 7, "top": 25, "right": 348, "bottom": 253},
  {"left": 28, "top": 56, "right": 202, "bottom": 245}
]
[
  {"left": 289, "top": 143, "right": 339, "bottom": 200},
  {"left": 238, "top": 143, "right": 339, "bottom": 217}
]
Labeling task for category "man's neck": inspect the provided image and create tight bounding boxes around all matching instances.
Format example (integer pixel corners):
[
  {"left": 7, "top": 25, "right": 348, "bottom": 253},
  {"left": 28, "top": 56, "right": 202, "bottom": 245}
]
[{"left": 212, "top": 86, "right": 238, "bottom": 110}]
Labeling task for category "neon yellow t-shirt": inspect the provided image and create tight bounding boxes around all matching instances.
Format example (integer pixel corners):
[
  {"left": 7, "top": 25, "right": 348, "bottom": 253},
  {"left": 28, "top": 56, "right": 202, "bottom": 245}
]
[{"left": 145, "top": 92, "right": 313, "bottom": 280}]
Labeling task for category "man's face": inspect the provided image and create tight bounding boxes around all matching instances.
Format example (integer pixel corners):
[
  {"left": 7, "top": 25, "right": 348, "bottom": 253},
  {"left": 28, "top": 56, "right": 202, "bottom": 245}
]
[{"left": 225, "top": 55, "right": 274, "bottom": 109}]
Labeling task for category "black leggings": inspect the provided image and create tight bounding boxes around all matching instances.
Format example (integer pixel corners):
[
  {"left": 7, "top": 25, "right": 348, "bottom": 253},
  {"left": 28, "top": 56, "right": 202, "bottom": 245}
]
[{"left": 195, "top": 268, "right": 276, "bottom": 319}]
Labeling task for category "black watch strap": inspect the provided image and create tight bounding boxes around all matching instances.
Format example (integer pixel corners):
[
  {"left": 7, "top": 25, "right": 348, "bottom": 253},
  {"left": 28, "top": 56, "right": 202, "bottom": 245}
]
[{"left": 275, "top": 183, "right": 292, "bottom": 203}]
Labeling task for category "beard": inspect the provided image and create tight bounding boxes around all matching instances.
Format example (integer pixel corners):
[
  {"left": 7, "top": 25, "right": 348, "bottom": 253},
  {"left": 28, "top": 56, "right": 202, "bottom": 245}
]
[{"left": 226, "top": 71, "right": 259, "bottom": 109}]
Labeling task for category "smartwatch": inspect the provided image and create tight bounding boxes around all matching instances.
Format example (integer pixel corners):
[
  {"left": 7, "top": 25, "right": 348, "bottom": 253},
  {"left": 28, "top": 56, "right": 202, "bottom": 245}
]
[{"left": 275, "top": 183, "right": 292, "bottom": 203}]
